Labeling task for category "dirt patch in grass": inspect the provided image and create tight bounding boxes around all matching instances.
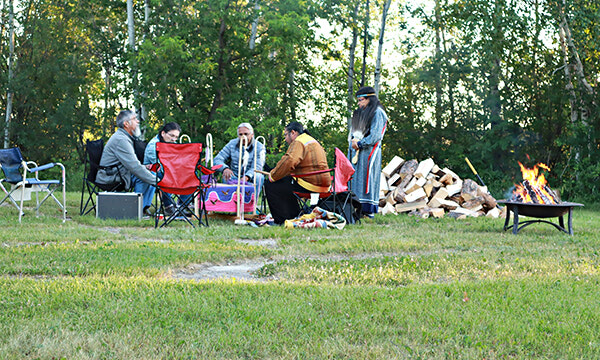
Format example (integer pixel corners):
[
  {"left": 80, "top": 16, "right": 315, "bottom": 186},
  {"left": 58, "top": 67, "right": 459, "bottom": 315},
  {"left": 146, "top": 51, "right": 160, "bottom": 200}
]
[
  {"left": 171, "top": 249, "right": 466, "bottom": 282},
  {"left": 234, "top": 238, "right": 278, "bottom": 248},
  {"left": 173, "top": 260, "right": 277, "bottom": 282}
]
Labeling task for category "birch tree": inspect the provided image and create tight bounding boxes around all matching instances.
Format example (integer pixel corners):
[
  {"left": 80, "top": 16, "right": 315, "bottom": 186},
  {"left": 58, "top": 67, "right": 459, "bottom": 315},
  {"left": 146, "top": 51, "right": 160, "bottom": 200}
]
[
  {"left": 347, "top": 2, "right": 360, "bottom": 118},
  {"left": 3, "top": 0, "right": 13, "bottom": 148},
  {"left": 373, "top": 0, "right": 391, "bottom": 96},
  {"left": 360, "top": 0, "right": 369, "bottom": 87}
]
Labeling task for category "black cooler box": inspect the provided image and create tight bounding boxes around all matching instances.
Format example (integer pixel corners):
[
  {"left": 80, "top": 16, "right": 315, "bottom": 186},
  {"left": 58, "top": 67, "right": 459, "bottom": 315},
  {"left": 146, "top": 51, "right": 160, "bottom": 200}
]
[{"left": 97, "top": 192, "right": 143, "bottom": 220}]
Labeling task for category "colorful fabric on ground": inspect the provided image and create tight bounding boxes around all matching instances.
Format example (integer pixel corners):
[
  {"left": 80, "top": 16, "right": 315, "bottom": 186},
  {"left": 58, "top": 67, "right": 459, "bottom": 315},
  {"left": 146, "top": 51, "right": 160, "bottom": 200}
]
[{"left": 284, "top": 206, "right": 346, "bottom": 229}]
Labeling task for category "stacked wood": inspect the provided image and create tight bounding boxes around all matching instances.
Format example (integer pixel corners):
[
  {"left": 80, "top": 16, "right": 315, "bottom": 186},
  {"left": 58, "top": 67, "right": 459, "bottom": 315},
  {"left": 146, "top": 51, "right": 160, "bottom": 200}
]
[{"left": 378, "top": 156, "right": 504, "bottom": 219}]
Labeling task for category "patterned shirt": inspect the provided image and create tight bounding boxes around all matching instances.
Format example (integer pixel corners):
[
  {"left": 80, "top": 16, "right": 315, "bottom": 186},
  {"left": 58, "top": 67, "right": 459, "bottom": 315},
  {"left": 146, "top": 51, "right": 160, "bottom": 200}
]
[{"left": 270, "top": 133, "right": 331, "bottom": 192}]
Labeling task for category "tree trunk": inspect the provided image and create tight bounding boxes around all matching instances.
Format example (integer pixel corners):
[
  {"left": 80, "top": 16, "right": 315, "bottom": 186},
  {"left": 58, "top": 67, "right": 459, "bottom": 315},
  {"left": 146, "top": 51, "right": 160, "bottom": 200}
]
[
  {"left": 488, "top": 0, "right": 503, "bottom": 129},
  {"left": 249, "top": 0, "right": 260, "bottom": 50},
  {"left": 347, "top": 2, "right": 360, "bottom": 119},
  {"left": 127, "top": 0, "right": 143, "bottom": 131},
  {"left": 434, "top": 0, "right": 442, "bottom": 130},
  {"left": 441, "top": 30, "right": 456, "bottom": 129},
  {"left": 208, "top": 5, "right": 230, "bottom": 126},
  {"left": 289, "top": 69, "right": 296, "bottom": 121},
  {"left": 127, "top": 0, "right": 135, "bottom": 51},
  {"left": 104, "top": 62, "right": 112, "bottom": 136},
  {"left": 3, "top": 0, "right": 14, "bottom": 148},
  {"left": 360, "top": 0, "right": 369, "bottom": 87},
  {"left": 139, "top": 0, "right": 150, "bottom": 133},
  {"left": 560, "top": 1, "right": 594, "bottom": 96},
  {"left": 373, "top": 0, "right": 391, "bottom": 96}
]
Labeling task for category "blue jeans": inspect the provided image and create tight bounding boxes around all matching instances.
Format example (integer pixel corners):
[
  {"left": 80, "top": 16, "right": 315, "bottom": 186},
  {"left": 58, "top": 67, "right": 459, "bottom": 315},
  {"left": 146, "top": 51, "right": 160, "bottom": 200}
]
[{"left": 132, "top": 174, "right": 156, "bottom": 209}]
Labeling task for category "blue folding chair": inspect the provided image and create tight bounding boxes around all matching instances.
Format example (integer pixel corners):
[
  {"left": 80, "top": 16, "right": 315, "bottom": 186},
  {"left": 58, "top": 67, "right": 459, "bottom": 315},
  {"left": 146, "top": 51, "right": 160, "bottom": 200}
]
[{"left": 0, "top": 147, "right": 66, "bottom": 223}]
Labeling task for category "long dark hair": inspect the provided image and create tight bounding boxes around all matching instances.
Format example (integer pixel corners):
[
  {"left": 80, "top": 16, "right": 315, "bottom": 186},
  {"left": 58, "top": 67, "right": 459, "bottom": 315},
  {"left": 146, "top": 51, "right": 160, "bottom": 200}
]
[
  {"left": 351, "top": 86, "right": 383, "bottom": 137},
  {"left": 157, "top": 122, "right": 181, "bottom": 142}
]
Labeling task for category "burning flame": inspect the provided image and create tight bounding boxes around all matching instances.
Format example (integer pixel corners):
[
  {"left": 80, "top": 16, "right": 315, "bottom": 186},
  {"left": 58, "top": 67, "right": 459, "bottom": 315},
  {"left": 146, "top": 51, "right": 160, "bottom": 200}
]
[{"left": 512, "top": 162, "right": 560, "bottom": 204}]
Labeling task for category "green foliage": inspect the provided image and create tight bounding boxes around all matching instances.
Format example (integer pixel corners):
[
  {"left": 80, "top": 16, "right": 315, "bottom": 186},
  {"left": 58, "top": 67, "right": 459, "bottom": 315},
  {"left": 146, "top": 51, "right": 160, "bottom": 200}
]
[{"left": 2, "top": 0, "right": 600, "bottom": 199}]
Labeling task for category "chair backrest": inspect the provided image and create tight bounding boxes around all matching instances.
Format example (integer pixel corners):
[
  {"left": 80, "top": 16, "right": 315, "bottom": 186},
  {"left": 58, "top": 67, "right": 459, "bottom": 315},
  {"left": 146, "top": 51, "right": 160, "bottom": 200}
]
[
  {"left": 333, "top": 147, "right": 355, "bottom": 192},
  {"left": 133, "top": 139, "right": 147, "bottom": 163},
  {"left": 0, "top": 147, "right": 25, "bottom": 183},
  {"left": 156, "top": 142, "right": 203, "bottom": 195},
  {"left": 85, "top": 139, "right": 104, "bottom": 182}
]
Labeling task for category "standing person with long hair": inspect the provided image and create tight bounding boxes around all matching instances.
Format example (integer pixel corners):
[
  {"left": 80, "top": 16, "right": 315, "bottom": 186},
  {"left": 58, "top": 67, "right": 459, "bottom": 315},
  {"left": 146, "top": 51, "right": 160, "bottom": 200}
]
[{"left": 349, "top": 86, "right": 388, "bottom": 218}]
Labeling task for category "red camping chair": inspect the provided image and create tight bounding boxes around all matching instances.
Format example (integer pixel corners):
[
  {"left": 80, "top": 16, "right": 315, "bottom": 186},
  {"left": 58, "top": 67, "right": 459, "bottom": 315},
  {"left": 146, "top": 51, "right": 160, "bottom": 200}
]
[
  {"left": 293, "top": 148, "right": 355, "bottom": 216},
  {"left": 154, "top": 142, "right": 216, "bottom": 228}
]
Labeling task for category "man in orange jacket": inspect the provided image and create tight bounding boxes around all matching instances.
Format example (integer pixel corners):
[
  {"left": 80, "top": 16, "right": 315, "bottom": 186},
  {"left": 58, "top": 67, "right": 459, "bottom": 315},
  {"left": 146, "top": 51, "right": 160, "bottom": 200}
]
[{"left": 265, "top": 121, "right": 331, "bottom": 224}]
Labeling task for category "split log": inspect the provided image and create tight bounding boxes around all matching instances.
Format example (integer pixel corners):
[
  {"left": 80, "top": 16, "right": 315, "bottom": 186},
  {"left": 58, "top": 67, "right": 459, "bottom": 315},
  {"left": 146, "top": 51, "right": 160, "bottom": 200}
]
[
  {"left": 441, "top": 167, "right": 460, "bottom": 181},
  {"left": 446, "top": 182, "right": 463, "bottom": 197},
  {"left": 382, "top": 156, "right": 405, "bottom": 177},
  {"left": 414, "top": 158, "right": 435, "bottom": 178},
  {"left": 409, "top": 207, "right": 430, "bottom": 219},
  {"left": 485, "top": 207, "right": 501, "bottom": 218},
  {"left": 398, "top": 159, "right": 418, "bottom": 181},
  {"left": 380, "top": 173, "right": 390, "bottom": 192},
  {"left": 437, "top": 199, "right": 459, "bottom": 210},
  {"left": 439, "top": 173, "right": 454, "bottom": 185},
  {"left": 404, "top": 188, "right": 427, "bottom": 203},
  {"left": 395, "top": 200, "right": 428, "bottom": 213},
  {"left": 451, "top": 206, "right": 479, "bottom": 217},
  {"left": 404, "top": 177, "right": 426, "bottom": 194},
  {"left": 379, "top": 202, "right": 397, "bottom": 215},
  {"left": 482, "top": 193, "right": 497, "bottom": 209},
  {"left": 429, "top": 187, "right": 448, "bottom": 204},
  {"left": 447, "top": 211, "right": 467, "bottom": 220},
  {"left": 423, "top": 180, "right": 434, "bottom": 197},
  {"left": 460, "top": 179, "right": 479, "bottom": 202},
  {"left": 387, "top": 173, "right": 402, "bottom": 187},
  {"left": 462, "top": 196, "right": 485, "bottom": 210},
  {"left": 392, "top": 187, "right": 406, "bottom": 203},
  {"left": 429, "top": 207, "right": 445, "bottom": 218}
]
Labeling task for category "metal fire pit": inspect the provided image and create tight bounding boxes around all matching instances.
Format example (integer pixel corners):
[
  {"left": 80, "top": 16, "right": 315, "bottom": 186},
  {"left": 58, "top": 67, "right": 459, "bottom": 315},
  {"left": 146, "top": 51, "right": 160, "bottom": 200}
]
[{"left": 497, "top": 201, "right": 584, "bottom": 235}]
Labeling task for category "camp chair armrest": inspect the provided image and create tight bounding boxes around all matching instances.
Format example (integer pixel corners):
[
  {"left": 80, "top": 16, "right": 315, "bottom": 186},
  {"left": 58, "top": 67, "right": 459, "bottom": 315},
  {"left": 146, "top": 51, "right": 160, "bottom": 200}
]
[
  {"left": 29, "top": 162, "right": 58, "bottom": 172},
  {"left": 198, "top": 164, "right": 217, "bottom": 175},
  {"left": 291, "top": 168, "right": 334, "bottom": 178}
]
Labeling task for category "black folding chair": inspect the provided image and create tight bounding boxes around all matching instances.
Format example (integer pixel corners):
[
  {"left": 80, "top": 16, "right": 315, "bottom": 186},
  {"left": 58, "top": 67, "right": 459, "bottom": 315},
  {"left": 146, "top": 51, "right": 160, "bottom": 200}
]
[{"left": 79, "top": 139, "right": 125, "bottom": 216}]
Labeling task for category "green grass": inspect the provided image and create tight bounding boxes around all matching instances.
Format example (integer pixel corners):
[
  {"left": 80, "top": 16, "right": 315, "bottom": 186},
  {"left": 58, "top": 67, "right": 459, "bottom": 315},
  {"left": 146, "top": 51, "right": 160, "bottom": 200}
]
[{"left": 0, "top": 193, "right": 599, "bottom": 359}]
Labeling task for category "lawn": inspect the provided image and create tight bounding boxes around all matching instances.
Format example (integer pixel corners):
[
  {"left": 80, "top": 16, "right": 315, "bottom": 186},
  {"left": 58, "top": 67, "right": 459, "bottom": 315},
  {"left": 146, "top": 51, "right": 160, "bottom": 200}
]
[{"left": 0, "top": 193, "right": 599, "bottom": 359}]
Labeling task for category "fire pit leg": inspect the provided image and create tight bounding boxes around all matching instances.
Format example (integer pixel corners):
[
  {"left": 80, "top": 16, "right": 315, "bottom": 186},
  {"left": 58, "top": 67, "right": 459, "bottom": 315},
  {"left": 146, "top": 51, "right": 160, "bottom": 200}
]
[
  {"left": 503, "top": 205, "right": 512, "bottom": 231},
  {"left": 559, "top": 215, "right": 565, "bottom": 231},
  {"left": 568, "top": 207, "right": 574, "bottom": 235},
  {"left": 512, "top": 206, "right": 519, "bottom": 235}
]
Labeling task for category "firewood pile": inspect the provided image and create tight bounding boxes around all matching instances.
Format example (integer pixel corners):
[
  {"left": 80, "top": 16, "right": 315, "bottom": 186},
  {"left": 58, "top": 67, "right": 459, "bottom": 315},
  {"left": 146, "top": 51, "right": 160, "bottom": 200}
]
[{"left": 378, "top": 156, "right": 505, "bottom": 219}]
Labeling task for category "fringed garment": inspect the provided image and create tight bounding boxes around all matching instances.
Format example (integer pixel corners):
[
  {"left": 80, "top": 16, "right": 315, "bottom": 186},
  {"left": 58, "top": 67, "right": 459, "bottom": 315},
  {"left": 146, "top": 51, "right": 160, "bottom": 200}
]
[{"left": 349, "top": 107, "right": 388, "bottom": 215}]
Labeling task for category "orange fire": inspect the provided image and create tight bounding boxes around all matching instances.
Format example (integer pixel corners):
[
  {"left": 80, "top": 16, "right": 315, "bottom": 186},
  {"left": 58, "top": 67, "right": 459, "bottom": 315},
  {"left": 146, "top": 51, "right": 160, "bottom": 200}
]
[{"left": 512, "top": 162, "right": 559, "bottom": 204}]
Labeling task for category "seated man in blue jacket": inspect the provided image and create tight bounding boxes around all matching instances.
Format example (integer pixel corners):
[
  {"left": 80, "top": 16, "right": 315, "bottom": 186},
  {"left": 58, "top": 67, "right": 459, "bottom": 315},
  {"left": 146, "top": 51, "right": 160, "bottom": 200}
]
[{"left": 214, "top": 122, "right": 265, "bottom": 198}]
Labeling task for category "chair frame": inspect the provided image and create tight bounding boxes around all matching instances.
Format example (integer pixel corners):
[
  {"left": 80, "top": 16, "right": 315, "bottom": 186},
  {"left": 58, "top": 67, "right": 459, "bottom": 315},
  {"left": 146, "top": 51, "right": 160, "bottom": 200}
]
[
  {"left": 79, "top": 139, "right": 125, "bottom": 216},
  {"left": 292, "top": 148, "right": 356, "bottom": 220},
  {"left": 154, "top": 142, "right": 215, "bottom": 228},
  {"left": 0, "top": 147, "right": 67, "bottom": 223},
  {"left": 292, "top": 167, "right": 337, "bottom": 215}
]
